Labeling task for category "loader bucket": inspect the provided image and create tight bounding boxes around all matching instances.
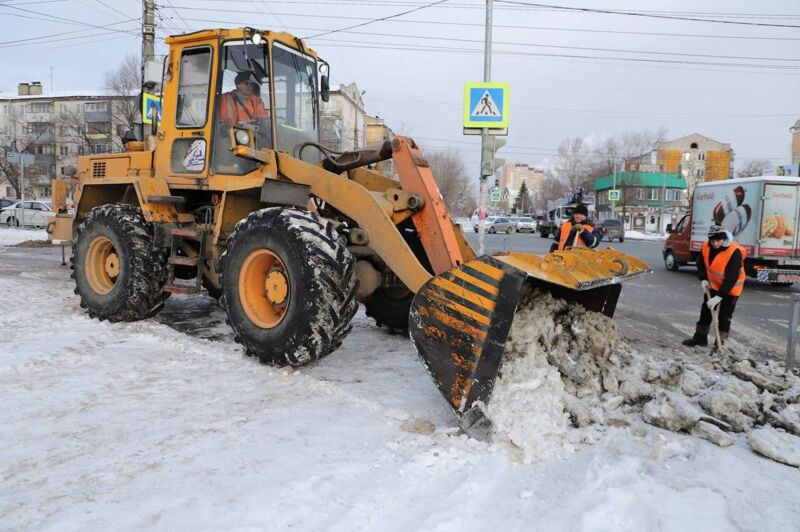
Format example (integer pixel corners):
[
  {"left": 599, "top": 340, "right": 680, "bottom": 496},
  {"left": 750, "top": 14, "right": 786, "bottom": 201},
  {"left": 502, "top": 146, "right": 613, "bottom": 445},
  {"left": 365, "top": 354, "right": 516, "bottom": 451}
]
[{"left": 408, "top": 248, "right": 651, "bottom": 441}]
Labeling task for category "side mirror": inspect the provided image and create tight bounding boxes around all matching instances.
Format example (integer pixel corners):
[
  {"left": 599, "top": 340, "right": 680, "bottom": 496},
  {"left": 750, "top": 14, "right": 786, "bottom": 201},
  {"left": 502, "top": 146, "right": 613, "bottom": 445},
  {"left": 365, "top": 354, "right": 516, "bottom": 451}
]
[
  {"left": 321, "top": 74, "right": 330, "bottom": 102},
  {"left": 666, "top": 223, "right": 673, "bottom": 234}
]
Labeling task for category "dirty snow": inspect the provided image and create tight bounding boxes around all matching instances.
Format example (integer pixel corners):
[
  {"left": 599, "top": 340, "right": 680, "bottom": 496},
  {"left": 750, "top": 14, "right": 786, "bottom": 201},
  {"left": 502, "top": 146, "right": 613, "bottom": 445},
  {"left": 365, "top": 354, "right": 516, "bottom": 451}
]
[
  {"left": 2, "top": 246, "right": 800, "bottom": 530},
  {"left": 490, "top": 289, "right": 800, "bottom": 468},
  {"left": 0, "top": 227, "right": 47, "bottom": 246},
  {"left": 625, "top": 230, "right": 666, "bottom": 241}
]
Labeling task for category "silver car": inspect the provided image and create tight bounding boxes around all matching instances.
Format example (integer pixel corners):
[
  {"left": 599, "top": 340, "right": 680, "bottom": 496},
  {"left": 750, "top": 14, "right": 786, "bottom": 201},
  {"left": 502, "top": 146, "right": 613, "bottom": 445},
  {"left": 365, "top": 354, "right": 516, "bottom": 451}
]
[
  {"left": 515, "top": 216, "right": 537, "bottom": 233},
  {"left": 474, "top": 216, "right": 515, "bottom": 234},
  {"left": 0, "top": 200, "right": 52, "bottom": 228}
]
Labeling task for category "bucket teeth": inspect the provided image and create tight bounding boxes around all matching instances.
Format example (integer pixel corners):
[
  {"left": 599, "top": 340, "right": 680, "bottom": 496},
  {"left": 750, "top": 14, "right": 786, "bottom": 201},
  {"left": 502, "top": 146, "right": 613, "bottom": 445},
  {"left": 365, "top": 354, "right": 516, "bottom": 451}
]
[{"left": 409, "top": 250, "right": 652, "bottom": 440}]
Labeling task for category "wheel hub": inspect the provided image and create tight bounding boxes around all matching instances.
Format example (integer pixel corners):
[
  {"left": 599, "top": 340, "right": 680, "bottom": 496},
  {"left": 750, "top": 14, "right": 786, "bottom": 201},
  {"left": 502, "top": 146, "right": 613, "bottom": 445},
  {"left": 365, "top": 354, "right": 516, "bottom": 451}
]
[
  {"left": 85, "top": 236, "right": 118, "bottom": 295},
  {"left": 105, "top": 253, "right": 120, "bottom": 278},
  {"left": 265, "top": 267, "right": 288, "bottom": 306},
  {"left": 239, "top": 248, "right": 290, "bottom": 329}
]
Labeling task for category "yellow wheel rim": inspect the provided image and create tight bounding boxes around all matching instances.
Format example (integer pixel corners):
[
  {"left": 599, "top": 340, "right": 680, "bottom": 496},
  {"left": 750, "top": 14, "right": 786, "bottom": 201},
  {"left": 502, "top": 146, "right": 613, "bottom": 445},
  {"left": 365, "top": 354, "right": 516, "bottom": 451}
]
[
  {"left": 86, "top": 236, "right": 119, "bottom": 295},
  {"left": 239, "top": 249, "right": 290, "bottom": 329}
]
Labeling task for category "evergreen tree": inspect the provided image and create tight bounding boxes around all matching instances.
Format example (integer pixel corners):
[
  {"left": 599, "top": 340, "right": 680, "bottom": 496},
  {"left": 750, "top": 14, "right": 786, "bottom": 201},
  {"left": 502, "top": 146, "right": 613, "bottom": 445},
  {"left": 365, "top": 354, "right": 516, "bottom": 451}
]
[{"left": 513, "top": 181, "right": 533, "bottom": 214}]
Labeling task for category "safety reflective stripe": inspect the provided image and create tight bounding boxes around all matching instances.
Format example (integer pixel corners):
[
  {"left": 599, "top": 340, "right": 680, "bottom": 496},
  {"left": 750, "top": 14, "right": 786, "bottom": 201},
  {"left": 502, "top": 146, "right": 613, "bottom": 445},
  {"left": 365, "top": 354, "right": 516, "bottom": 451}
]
[
  {"left": 702, "top": 241, "right": 747, "bottom": 296},
  {"left": 558, "top": 222, "right": 593, "bottom": 250}
]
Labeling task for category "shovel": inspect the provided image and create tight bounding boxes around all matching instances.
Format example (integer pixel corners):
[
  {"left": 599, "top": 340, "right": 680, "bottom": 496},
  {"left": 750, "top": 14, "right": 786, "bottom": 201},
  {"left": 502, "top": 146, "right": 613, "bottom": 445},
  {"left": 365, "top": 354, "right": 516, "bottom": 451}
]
[{"left": 703, "top": 284, "right": 723, "bottom": 353}]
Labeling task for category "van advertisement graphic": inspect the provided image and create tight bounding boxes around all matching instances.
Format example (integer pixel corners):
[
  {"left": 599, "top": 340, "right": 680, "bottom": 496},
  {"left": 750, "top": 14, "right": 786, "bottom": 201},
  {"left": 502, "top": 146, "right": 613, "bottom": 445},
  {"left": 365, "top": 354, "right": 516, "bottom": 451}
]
[
  {"left": 691, "top": 182, "right": 761, "bottom": 254},
  {"left": 760, "top": 184, "right": 799, "bottom": 256}
]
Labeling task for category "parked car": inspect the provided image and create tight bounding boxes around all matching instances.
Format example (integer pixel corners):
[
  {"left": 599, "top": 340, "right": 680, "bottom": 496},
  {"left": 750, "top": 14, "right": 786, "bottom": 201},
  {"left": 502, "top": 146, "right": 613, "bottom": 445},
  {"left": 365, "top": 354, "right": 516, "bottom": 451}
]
[
  {"left": 515, "top": 216, "right": 537, "bottom": 233},
  {"left": 475, "top": 216, "right": 515, "bottom": 234},
  {"left": 0, "top": 200, "right": 52, "bottom": 228},
  {"left": 596, "top": 219, "right": 625, "bottom": 242},
  {"left": 0, "top": 198, "right": 16, "bottom": 210}
]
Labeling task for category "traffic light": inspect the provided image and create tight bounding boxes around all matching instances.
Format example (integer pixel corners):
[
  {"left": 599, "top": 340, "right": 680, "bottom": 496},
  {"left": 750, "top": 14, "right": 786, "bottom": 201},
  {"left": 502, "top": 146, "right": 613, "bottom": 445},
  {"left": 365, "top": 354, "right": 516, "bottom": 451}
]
[{"left": 480, "top": 137, "right": 507, "bottom": 177}]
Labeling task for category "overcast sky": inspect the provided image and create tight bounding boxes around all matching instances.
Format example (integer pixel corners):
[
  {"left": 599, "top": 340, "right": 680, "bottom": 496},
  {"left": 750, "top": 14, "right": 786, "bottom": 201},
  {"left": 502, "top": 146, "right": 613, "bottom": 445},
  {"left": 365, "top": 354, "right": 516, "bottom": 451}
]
[{"left": 1, "top": 0, "right": 797, "bottom": 174}]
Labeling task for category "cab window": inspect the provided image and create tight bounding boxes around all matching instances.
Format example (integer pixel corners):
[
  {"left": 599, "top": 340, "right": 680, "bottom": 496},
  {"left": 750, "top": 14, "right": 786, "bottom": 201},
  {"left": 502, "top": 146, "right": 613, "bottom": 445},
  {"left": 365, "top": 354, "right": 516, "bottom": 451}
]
[{"left": 175, "top": 47, "right": 212, "bottom": 128}]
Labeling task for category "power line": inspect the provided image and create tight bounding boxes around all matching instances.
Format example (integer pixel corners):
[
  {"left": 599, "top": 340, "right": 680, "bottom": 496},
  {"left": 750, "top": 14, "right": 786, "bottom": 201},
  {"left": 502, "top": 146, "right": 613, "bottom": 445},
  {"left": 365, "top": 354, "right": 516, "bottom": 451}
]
[
  {"left": 0, "top": 19, "right": 136, "bottom": 45},
  {"left": 91, "top": 0, "right": 131, "bottom": 20},
  {"left": 163, "top": 0, "right": 192, "bottom": 31},
  {"left": 286, "top": 26, "right": 800, "bottom": 63},
  {"left": 0, "top": 3, "right": 139, "bottom": 34},
  {"left": 167, "top": 9, "right": 800, "bottom": 42},
  {"left": 494, "top": 1, "right": 800, "bottom": 29},
  {"left": 302, "top": 0, "right": 450, "bottom": 39},
  {"left": 309, "top": 38, "right": 800, "bottom": 72}
]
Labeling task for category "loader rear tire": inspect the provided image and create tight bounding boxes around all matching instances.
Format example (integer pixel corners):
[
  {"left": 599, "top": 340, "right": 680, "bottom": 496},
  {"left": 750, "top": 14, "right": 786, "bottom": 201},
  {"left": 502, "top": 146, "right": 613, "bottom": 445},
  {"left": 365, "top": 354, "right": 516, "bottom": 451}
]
[
  {"left": 220, "top": 208, "right": 358, "bottom": 366},
  {"left": 71, "top": 204, "right": 169, "bottom": 322},
  {"left": 363, "top": 286, "right": 413, "bottom": 333}
]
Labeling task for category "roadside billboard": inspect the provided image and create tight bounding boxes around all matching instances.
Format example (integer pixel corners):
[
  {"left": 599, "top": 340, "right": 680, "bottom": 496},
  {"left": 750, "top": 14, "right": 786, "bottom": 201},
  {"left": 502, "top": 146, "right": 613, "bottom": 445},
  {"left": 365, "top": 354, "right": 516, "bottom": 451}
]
[
  {"left": 691, "top": 181, "right": 762, "bottom": 255},
  {"left": 760, "top": 184, "right": 799, "bottom": 256}
]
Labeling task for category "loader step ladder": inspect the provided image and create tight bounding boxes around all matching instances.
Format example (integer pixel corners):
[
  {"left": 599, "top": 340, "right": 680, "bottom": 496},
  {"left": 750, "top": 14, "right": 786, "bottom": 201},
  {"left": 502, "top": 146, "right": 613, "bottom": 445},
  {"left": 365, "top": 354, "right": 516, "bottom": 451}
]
[{"left": 165, "top": 227, "right": 209, "bottom": 295}]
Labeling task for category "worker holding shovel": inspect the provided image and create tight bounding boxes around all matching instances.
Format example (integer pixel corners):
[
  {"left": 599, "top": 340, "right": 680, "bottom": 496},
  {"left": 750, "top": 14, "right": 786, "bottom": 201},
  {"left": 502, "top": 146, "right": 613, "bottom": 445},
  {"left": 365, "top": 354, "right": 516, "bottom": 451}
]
[{"left": 682, "top": 224, "right": 746, "bottom": 349}]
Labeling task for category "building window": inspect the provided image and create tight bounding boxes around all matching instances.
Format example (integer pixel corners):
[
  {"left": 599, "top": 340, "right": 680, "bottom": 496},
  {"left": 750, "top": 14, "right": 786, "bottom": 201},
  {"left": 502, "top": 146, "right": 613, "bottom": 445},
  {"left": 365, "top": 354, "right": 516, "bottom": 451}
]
[
  {"left": 90, "top": 143, "right": 112, "bottom": 154},
  {"left": 647, "top": 188, "right": 659, "bottom": 201},
  {"left": 6, "top": 186, "right": 15, "bottom": 197},
  {"left": 59, "top": 145, "right": 69, "bottom": 156},
  {"left": 635, "top": 188, "right": 644, "bottom": 200},
  {"left": 40, "top": 186, "right": 51, "bottom": 197},
  {"left": 84, "top": 101, "right": 109, "bottom": 113},
  {"left": 697, "top": 169, "right": 705, "bottom": 178},
  {"left": 699, "top": 152, "right": 706, "bottom": 161},
  {"left": 86, "top": 122, "right": 111, "bottom": 134},
  {"left": 26, "top": 122, "right": 53, "bottom": 135},
  {"left": 32, "top": 144, "right": 54, "bottom": 155},
  {"left": 28, "top": 102, "right": 52, "bottom": 113},
  {"left": 690, "top": 142, "right": 699, "bottom": 149}
]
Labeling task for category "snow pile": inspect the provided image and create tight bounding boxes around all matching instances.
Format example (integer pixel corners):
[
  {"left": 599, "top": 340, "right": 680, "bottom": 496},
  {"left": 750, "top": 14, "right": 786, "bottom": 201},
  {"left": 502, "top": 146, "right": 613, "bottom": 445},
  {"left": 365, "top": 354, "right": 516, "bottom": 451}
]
[
  {"left": 489, "top": 288, "right": 800, "bottom": 466},
  {"left": 0, "top": 227, "right": 48, "bottom": 246},
  {"left": 624, "top": 230, "right": 666, "bottom": 241}
]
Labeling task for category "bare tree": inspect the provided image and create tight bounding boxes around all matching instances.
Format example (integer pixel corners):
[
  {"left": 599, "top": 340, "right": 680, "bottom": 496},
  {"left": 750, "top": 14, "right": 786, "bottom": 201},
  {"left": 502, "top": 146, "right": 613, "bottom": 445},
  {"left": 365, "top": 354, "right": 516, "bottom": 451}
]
[
  {"left": 0, "top": 122, "right": 54, "bottom": 199},
  {"left": 591, "top": 135, "right": 621, "bottom": 178},
  {"left": 539, "top": 173, "right": 568, "bottom": 210},
  {"left": 553, "top": 137, "right": 592, "bottom": 192},
  {"left": 104, "top": 54, "right": 140, "bottom": 134},
  {"left": 427, "top": 148, "right": 476, "bottom": 216},
  {"left": 736, "top": 159, "right": 773, "bottom": 178}
]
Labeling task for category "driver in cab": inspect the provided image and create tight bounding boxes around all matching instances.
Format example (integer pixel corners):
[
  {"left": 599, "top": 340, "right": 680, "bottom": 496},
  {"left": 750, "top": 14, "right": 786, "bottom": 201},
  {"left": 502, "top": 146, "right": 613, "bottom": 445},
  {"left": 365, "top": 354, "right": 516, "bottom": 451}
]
[{"left": 219, "top": 71, "right": 269, "bottom": 126}]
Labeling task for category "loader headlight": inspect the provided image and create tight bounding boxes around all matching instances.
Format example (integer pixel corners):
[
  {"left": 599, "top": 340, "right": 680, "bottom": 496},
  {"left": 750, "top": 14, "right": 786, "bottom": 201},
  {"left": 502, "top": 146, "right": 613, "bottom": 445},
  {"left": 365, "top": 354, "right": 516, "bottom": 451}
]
[{"left": 234, "top": 129, "right": 250, "bottom": 146}]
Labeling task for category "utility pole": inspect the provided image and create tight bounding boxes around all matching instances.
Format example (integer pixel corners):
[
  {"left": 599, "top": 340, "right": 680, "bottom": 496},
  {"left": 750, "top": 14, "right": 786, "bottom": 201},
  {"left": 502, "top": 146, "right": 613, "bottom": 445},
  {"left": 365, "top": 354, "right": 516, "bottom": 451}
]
[
  {"left": 660, "top": 163, "right": 667, "bottom": 235},
  {"left": 477, "top": 0, "right": 493, "bottom": 256},
  {"left": 612, "top": 158, "right": 617, "bottom": 220},
  {"left": 141, "top": 0, "right": 156, "bottom": 85}
]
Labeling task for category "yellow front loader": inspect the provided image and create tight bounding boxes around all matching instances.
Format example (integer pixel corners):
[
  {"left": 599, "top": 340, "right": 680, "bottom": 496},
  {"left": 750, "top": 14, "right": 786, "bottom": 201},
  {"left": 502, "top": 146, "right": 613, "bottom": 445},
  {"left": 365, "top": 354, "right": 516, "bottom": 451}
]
[{"left": 48, "top": 28, "right": 649, "bottom": 439}]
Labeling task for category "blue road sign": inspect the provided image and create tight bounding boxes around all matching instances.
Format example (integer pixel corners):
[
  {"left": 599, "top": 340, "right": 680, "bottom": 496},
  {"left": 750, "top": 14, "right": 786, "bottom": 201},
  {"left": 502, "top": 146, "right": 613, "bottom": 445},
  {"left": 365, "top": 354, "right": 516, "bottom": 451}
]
[{"left": 463, "top": 82, "right": 509, "bottom": 129}]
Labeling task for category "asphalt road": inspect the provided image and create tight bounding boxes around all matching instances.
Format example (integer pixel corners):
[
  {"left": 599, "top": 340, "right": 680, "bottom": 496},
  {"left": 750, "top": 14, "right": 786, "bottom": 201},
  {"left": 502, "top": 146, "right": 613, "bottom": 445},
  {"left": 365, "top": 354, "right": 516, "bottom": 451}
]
[
  {"left": 4, "top": 232, "right": 796, "bottom": 357},
  {"left": 464, "top": 230, "right": 799, "bottom": 354}
]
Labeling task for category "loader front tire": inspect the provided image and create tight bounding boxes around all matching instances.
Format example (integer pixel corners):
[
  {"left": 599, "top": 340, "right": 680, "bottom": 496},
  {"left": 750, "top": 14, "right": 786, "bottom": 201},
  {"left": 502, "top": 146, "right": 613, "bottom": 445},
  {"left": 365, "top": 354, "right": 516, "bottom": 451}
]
[
  {"left": 363, "top": 285, "right": 413, "bottom": 333},
  {"left": 220, "top": 208, "right": 358, "bottom": 366},
  {"left": 72, "top": 204, "right": 169, "bottom": 322}
]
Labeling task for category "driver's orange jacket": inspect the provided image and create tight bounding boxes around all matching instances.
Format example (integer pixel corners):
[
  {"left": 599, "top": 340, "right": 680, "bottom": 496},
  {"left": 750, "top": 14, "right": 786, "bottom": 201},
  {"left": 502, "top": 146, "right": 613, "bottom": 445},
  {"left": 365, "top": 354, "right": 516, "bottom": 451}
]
[{"left": 219, "top": 92, "right": 269, "bottom": 124}]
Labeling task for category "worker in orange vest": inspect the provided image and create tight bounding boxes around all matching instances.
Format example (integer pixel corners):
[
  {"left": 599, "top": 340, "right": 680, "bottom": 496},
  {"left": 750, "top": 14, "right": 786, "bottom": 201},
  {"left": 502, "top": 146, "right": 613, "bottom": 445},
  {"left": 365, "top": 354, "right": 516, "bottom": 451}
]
[
  {"left": 682, "top": 224, "right": 746, "bottom": 348},
  {"left": 549, "top": 203, "right": 602, "bottom": 252},
  {"left": 219, "top": 72, "right": 270, "bottom": 126}
]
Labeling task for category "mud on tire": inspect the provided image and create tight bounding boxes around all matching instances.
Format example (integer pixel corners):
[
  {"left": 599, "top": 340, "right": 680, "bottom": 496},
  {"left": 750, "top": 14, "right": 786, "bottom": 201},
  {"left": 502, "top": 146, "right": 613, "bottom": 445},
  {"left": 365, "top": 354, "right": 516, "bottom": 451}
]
[
  {"left": 72, "top": 203, "right": 169, "bottom": 321},
  {"left": 220, "top": 208, "right": 358, "bottom": 366}
]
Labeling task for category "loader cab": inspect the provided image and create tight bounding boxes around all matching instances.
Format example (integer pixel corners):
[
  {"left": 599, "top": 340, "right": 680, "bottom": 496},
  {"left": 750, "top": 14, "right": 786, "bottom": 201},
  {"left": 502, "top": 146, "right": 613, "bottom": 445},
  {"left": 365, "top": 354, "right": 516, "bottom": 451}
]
[{"left": 158, "top": 29, "right": 324, "bottom": 180}]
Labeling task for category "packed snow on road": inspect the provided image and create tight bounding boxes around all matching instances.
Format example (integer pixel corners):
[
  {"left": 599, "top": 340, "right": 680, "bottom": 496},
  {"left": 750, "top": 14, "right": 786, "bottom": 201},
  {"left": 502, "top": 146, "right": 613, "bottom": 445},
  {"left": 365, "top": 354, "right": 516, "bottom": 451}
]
[{"left": 2, "top": 244, "right": 799, "bottom": 531}]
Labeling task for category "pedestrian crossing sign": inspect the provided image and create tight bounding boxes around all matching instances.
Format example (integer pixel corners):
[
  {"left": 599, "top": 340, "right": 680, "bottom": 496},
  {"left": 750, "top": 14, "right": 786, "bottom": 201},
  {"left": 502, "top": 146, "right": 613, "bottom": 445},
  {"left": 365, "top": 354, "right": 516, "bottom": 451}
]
[
  {"left": 463, "top": 82, "right": 509, "bottom": 129},
  {"left": 608, "top": 189, "right": 621, "bottom": 201},
  {"left": 142, "top": 92, "right": 162, "bottom": 125},
  {"left": 491, "top": 191, "right": 501, "bottom": 202}
]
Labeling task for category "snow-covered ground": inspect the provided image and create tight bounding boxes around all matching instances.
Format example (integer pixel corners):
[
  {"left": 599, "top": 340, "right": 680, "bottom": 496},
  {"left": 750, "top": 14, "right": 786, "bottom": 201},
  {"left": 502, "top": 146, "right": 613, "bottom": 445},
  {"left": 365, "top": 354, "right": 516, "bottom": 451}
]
[
  {"left": 0, "top": 227, "right": 47, "bottom": 246},
  {"left": 1, "top": 246, "right": 799, "bottom": 531},
  {"left": 625, "top": 230, "right": 667, "bottom": 241}
]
